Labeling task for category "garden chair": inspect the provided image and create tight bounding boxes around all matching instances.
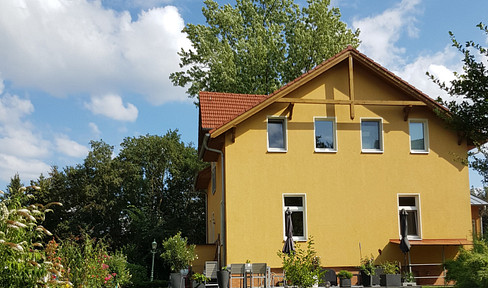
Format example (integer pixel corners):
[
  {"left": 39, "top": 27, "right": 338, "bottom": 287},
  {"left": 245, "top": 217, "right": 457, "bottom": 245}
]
[
  {"left": 250, "top": 263, "right": 267, "bottom": 288},
  {"left": 204, "top": 261, "right": 219, "bottom": 288},
  {"left": 230, "top": 263, "right": 245, "bottom": 288}
]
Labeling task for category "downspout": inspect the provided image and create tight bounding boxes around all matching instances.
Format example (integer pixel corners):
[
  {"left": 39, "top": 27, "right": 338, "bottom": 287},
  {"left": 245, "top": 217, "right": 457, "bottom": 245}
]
[{"left": 201, "top": 133, "right": 226, "bottom": 267}]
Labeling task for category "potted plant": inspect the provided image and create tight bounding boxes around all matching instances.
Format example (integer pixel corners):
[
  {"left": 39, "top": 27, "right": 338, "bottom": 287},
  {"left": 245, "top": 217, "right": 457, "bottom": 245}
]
[
  {"left": 160, "top": 232, "right": 197, "bottom": 288},
  {"left": 217, "top": 266, "right": 230, "bottom": 288},
  {"left": 402, "top": 271, "right": 416, "bottom": 286},
  {"left": 192, "top": 273, "right": 210, "bottom": 288},
  {"left": 379, "top": 261, "right": 401, "bottom": 287},
  {"left": 358, "top": 256, "right": 375, "bottom": 287},
  {"left": 337, "top": 270, "right": 353, "bottom": 288}
]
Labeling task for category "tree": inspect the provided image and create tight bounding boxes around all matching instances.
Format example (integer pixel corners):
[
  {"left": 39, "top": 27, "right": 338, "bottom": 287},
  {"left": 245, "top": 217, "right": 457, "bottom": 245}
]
[
  {"left": 430, "top": 23, "right": 488, "bottom": 183},
  {"left": 445, "top": 239, "right": 488, "bottom": 288},
  {"left": 170, "top": 0, "right": 360, "bottom": 99}
]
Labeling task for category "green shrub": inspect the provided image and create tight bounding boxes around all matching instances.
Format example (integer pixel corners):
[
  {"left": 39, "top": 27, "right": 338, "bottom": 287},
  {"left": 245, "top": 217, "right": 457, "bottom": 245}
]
[
  {"left": 337, "top": 270, "right": 353, "bottom": 279},
  {"left": 445, "top": 240, "right": 488, "bottom": 288},
  {"left": 58, "top": 234, "right": 131, "bottom": 287},
  {"left": 160, "top": 232, "right": 196, "bottom": 272},
  {"left": 0, "top": 187, "right": 67, "bottom": 287},
  {"left": 277, "top": 237, "right": 323, "bottom": 288},
  {"left": 380, "top": 261, "right": 400, "bottom": 274},
  {"left": 359, "top": 255, "right": 376, "bottom": 276},
  {"left": 127, "top": 263, "right": 148, "bottom": 286}
]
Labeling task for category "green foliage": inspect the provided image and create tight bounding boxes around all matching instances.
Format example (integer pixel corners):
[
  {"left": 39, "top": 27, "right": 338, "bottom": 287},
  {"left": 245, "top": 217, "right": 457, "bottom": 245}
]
[
  {"left": 380, "top": 261, "right": 400, "bottom": 275},
  {"left": 126, "top": 263, "right": 148, "bottom": 286},
  {"left": 191, "top": 272, "right": 210, "bottom": 287},
  {"left": 445, "top": 240, "right": 488, "bottom": 288},
  {"left": 171, "top": 0, "right": 360, "bottom": 100},
  {"left": 160, "top": 232, "right": 197, "bottom": 272},
  {"left": 337, "top": 270, "right": 353, "bottom": 279},
  {"left": 429, "top": 22, "right": 488, "bottom": 183},
  {"left": 402, "top": 271, "right": 415, "bottom": 283},
  {"left": 30, "top": 130, "right": 205, "bottom": 279},
  {"left": 58, "top": 234, "right": 131, "bottom": 288},
  {"left": 277, "top": 237, "right": 323, "bottom": 288},
  {"left": 0, "top": 187, "right": 67, "bottom": 287},
  {"left": 359, "top": 255, "right": 376, "bottom": 276}
]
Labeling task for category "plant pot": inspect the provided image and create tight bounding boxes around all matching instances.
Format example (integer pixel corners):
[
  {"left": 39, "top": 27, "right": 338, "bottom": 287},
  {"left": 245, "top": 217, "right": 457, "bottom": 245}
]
[
  {"left": 170, "top": 272, "right": 183, "bottom": 288},
  {"left": 380, "top": 274, "right": 401, "bottom": 287},
  {"left": 217, "top": 270, "right": 230, "bottom": 288},
  {"left": 339, "top": 278, "right": 351, "bottom": 287},
  {"left": 373, "top": 267, "right": 383, "bottom": 286},
  {"left": 360, "top": 271, "right": 373, "bottom": 287}
]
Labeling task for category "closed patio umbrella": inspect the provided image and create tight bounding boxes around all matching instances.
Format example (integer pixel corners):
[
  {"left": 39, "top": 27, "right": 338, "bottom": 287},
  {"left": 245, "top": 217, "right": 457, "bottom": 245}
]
[
  {"left": 399, "top": 209, "right": 412, "bottom": 273},
  {"left": 282, "top": 208, "right": 295, "bottom": 254}
]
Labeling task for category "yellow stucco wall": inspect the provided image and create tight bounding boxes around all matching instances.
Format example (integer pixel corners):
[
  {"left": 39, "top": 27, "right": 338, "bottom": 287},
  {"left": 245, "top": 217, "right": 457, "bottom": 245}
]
[{"left": 209, "top": 61, "right": 471, "bottom": 269}]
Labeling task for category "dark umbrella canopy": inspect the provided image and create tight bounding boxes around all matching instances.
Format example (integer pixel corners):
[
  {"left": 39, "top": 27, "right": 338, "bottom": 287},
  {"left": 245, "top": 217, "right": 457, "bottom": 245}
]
[
  {"left": 282, "top": 208, "right": 295, "bottom": 254},
  {"left": 399, "top": 209, "right": 411, "bottom": 253}
]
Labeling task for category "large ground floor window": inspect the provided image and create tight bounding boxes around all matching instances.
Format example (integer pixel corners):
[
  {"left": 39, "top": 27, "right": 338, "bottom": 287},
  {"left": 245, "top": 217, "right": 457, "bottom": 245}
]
[{"left": 283, "top": 194, "right": 307, "bottom": 241}]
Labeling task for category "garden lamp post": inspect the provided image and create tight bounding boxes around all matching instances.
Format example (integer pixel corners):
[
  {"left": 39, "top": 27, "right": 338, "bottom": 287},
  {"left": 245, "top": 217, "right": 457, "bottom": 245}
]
[{"left": 151, "top": 239, "right": 157, "bottom": 282}]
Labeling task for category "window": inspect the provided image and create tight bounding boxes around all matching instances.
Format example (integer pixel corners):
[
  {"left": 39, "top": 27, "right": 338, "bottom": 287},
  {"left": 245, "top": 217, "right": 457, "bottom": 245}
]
[
  {"left": 283, "top": 195, "right": 307, "bottom": 241},
  {"left": 211, "top": 162, "right": 216, "bottom": 195},
  {"left": 398, "top": 195, "right": 421, "bottom": 239},
  {"left": 361, "top": 118, "right": 383, "bottom": 152},
  {"left": 268, "top": 117, "right": 287, "bottom": 152},
  {"left": 409, "top": 119, "right": 429, "bottom": 153},
  {"left": 314, "top": 117, "right": 337, "bottom": 152}
]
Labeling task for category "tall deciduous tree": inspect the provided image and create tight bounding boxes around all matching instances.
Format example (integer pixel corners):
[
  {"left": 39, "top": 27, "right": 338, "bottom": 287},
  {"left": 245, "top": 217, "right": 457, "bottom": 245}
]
[
  {"left": 170, "top": 0, "right": 360, "bottom": 99},
  {"left": 430, "top": 23, "right": 488, "bottom": 183}
]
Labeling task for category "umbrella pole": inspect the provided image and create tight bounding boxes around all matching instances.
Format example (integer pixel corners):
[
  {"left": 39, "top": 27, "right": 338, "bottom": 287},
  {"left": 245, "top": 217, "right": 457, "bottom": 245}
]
[{"left": 408, "top": 251, "right": 412, "bottom": 274}]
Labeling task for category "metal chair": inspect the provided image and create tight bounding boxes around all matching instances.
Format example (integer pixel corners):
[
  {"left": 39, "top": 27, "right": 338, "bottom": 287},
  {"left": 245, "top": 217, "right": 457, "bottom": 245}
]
[
  {"left": 250, "top": 263, "right": 267, "bottom": 288},
  {"left": 204, "top": 261, "right": 219, "bottom": 288},
  {"left": 230, "top": 263, "right": 245, "bottom": 288}
]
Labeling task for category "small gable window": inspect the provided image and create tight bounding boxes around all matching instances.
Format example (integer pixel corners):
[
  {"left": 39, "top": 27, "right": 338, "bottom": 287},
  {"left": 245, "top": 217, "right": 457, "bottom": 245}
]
[
  {"left": 267, "top": 117, "right": 287, "bottom": 152},
  {"left": 409, "top": 119, "right": 429, "bottom": 153},
  {"left": 361, "top": 118, "right": 383, "bottom": 153},
  {"left": 314, "top": 117, "right": 337, "bottom": 152}
]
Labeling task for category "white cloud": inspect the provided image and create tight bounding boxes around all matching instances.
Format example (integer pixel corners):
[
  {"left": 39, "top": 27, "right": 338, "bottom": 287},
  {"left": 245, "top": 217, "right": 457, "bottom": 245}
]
[
  {"left": 0, "top": 93, "right": 52, "bottom": 184},
  {"left": 393, "top": 46, "right": 462, "bottom": 102},
  {"left": 55, "top": 136, "right": 89, "bottom": 158},
  {"left": 85, "top": 94, "right": 138, "bottom": 122},
  {"left": 0, "top": 0, "right": 191, "bottom": 105},
  {"left": 0, "top": 154, "right": 51, "bottom": 185},
  {"left": 89, "top": 122, "right": 101, "bottom": 136},
  {"left": 352, "top": 0, "right": 421, "bottom": 68}
]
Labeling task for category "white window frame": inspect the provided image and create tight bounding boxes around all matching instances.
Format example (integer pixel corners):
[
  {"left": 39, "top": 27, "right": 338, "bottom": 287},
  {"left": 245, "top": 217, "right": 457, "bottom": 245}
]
[
  {"left": 314, "top": 117, "right": 337, "bottom": 153},
  {"left": 409, "top": 119, "right": 429, "bottom": 154},
  {"left": 397, "top": 194, "right": 422, "bottom": 240},
  {"left": 360, "top": 118, "right": 384, "bottom": 153},
  {"left": 267, "top": 116, "right": 288, "bottom": 152},
  {"left": 283, "top": 194, "right": 307, "bottom": 242}
]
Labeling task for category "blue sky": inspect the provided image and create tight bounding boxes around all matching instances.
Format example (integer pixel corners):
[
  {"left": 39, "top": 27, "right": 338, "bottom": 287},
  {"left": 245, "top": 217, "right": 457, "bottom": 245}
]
[{"left": 0, "top": 0, "right": 486, "bottom": 190}]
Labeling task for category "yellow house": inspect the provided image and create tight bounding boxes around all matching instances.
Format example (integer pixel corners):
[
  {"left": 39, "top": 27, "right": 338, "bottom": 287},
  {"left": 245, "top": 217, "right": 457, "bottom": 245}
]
[{"left": 194, "top": 47, "right": 472, "bottom": 286}]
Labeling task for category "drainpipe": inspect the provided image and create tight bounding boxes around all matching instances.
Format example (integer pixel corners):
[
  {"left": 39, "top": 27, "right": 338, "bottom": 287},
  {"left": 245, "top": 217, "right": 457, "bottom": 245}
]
[{"left": 201, "top": 133, "right": 226, "bottom": 267}]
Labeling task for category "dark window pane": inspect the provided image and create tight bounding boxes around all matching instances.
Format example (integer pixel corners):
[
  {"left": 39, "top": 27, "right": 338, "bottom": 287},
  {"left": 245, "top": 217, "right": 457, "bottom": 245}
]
[
  {"left": 291, "top": 212, "right": 304, "bottom": 237},
  {"left": 410, "top": 122, "right": 425, "bottom": 150},
  {"left": 315, "top": 120, "right": 334, "bottom": 149},
  {"left": 268, "top": 119, "right": 285, "bottom": 149},
  {"left": 399, "top": 197, "right": 416, "bottom": 206},
  {"left": 284, "top": 197, "right": 303, "bottom": 207},
  {"left": 361, "top": 121, "right": 380, "bottom": 149},
  {"left": 406, "top": 211, "right": 418, "bottom": 236}
]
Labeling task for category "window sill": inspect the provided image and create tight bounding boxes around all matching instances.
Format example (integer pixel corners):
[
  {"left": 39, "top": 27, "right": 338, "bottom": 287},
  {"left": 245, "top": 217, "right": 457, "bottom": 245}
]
[
  {"left": 315, "top": 149, "right": 337, "bottom": 153},
  {"left": 410, "top": 150, "right": 429, "bottom": 154},
  {"left": 361, "top": 150, "right": 383, "bottom": 154},
  {"left": 268, "top": 149, "right": 287, "bottom": 153}
]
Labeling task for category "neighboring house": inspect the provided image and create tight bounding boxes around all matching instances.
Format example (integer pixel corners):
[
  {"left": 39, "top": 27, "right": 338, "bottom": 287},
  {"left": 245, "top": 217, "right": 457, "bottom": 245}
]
[
  {"left": 471, "top": 194, "right": 488, "bottom": 238},
  {"left": 194, "top": 46, "right": 472, "bottom": 286}
]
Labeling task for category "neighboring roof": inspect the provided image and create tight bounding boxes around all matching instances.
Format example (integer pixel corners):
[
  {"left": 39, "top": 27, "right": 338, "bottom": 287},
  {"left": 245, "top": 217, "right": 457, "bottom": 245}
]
[
  {"left": 199, "top": 46, "right": 448, "bottom": 139},
  {"left": 200, "top": 92, "right": 270, "bottom": 130},
  {"left": 471, "top": 194, "right": 488, "bottom": 206}
]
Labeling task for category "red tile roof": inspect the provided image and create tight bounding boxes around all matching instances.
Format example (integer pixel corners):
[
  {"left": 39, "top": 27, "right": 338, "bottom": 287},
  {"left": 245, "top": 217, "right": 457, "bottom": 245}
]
[{"left": 200, "top": 91, "right": 270, "bottom": 130}]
